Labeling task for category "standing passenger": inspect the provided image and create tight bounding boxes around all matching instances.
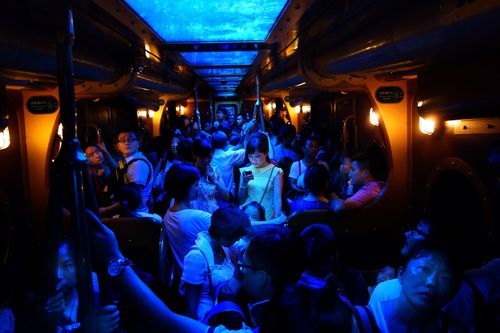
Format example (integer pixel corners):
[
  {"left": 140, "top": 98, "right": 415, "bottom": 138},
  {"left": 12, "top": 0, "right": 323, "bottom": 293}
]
[
  {"left": 163, "top": 163, "right": 212, "bottom": 271},
  {"left": 182, "top": 206, "right": 249, "bottom": 321},
  {"left": 239, "top": 133, "right": 284, "bottom": 220}
]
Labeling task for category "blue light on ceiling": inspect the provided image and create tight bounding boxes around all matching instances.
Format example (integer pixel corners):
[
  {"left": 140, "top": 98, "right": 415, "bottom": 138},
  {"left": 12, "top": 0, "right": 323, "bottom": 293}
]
[
  {"left": 122, "top": 0, "right": 290, "bottom": 43},
  {"left": 180, "top": 51, "right": 258, "bottom": 66},
  {"left": 208, "top": 81, "right": 241, "bottom": 86},
  {"left": 204, "top": 76, "right": 244, "bottom": 81},
  {"left": 195, "top": 68, "right": 249, "bottom": 77},
  {"left": 216, "top": 92, "right": 237, "bottom": 97}
]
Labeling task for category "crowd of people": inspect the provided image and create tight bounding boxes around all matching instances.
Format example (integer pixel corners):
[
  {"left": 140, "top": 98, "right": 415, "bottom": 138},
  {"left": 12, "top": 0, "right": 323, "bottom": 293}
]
[{"left": 2, "top": 109, "right": 498, "bottom": 333}]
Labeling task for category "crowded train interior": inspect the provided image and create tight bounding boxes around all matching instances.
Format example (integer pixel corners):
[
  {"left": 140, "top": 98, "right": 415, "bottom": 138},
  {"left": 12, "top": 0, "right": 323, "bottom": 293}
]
[{"left": 1, "top": 0, "right": 499, "bottom": 332}]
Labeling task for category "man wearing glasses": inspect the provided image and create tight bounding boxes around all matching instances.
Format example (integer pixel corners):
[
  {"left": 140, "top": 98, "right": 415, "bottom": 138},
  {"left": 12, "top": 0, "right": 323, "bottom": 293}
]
[{"left": 115, "top": 130, "right": 153, "bottom": 213}]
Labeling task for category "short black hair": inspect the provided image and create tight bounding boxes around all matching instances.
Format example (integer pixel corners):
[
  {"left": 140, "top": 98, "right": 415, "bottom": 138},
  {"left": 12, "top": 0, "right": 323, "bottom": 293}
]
[
  {"left": 212, "top": 131, "right": 228, "bottom": 150},
  {"left": 246, "top": 226, "right": 306, "bottom": 290},
  {"left": 246, "top": 133, "right": 269, "bottom": 155},
  {"left": 242, "top": 201, "right": 266, "bottom": 221},
  {"left": 304, "top": 164, "right": 328, "bottom": 195},
  {"left": 193, "top": 138, "right": 213, "bottom": 158},
  {"left": 164, "top": 163, "right": 200, "bottom": 200},
  {"left": 116, "top": 183, "right": 142, "bottom": 212},
  {"left": 209, "top": 205, "right": 250, "bottom": 240},
  {"left": 300, "top": 224, "right": 337, "bottom": 269}
]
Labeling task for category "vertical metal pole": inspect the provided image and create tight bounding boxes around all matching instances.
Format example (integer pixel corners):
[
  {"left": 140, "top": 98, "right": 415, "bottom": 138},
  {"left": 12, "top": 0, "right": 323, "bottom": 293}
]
[
  {"left": 53, "top": 1, "right": 97, "bottom": 332},
  {"left": 253, "top": 74, "right": 265, "bottom": 131},
  {"left": 194, "top": 81, "right": 201, "bottom": 131},
  {"left": 209, "top": 93, "right": 214, "bottom": 128}
]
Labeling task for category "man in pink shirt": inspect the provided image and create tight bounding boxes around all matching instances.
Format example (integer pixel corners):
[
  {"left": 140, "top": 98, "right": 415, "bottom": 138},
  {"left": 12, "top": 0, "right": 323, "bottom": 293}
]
[{"left": 330, "top": 152, "right": 384, "bottom": 212}]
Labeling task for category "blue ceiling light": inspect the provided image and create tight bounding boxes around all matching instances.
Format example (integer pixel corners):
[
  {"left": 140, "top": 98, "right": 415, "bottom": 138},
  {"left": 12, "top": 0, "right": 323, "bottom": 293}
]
[
  {"left": 122, "top": 0, "right": 290, "bottom": 43},
  {"left": 216, "top": 92, "right": 237, "bottom": 97},
  {"left": 204, "top": 76, "right": 244, "bottom": 81},
  {"left": 180, "top": 51, "right": 258, "bottom": 66},
  {"left": 207, "top": 81, "right": 241, "bottom": 86},
  {"left": 195, "top": 68, "right": 249, "bottom": 77}
]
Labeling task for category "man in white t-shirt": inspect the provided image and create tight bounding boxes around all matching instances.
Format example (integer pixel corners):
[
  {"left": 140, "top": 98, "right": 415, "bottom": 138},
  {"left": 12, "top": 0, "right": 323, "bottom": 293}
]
[{"left": 211, "top": 131, "right": 246, "bottom": 197}]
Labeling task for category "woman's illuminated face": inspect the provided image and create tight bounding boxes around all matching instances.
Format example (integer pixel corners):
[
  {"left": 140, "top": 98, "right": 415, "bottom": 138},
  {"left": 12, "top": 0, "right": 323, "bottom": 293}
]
[{"left": 248, "top": 151, "right": 268, "bottom": 168}]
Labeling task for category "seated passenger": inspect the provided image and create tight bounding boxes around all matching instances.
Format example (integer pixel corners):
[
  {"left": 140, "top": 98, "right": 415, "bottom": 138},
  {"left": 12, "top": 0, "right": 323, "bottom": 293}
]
[
  {"left": 84, "top": 143, "right": 117, "bottom": 207},
  {"left": 369, "top": 216, "right": 498, "bottom": 332},
  {"left": 115, "top": 130, "right": 153, "bottom": 214},
  {"left": 241, "top": 201, "right": 287, "bottom": 226},
  {"left": 299, "top": 224, "right": 368, "bottom": 306},
  {"left": 367, "top": 265, "right": 396, "bottom": 296},
  {"left": 182, "top": 205, "right": 250, "bottom": 321},
  {"left": 329, "top": 152, "right": 384, "bottom": 212},
  {"left": 357, "top": 242, "right": 463, "bottom": 333},
  {"left": 242, "top": 201, "right": 265, "bottom": 222},
  {"left": 44, "top": 240, "right": 119, "bottom": 333},
  {"left": 290, "top": 164, "right": 330, "bottom": 214},
  {"left": 190, "top": 138, "right": 231, "bottom": 213},
  {"left": 163, "top": 163, "right": 211, "bottom": 271},
  {"left": 369, "top": 217, "right": 438, "bottom": 304},
  {"left": 113, "top": 183, "right": 162, "bottom": 224},
  {"left": 329, "top": 154, "right": 352, "bottom": 200}
]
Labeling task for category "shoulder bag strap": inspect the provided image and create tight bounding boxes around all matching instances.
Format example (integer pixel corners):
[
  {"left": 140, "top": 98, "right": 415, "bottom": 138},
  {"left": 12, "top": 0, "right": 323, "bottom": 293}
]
[
  {"left": 353, "top": 305, "right": 379, "bottom": 333},
  {"left": 194, "top": 247, "right": 215, "bottom": 303},
  {"left": 259, "top": 166, "right": 275, "bottom": 205},
  {"left": 127, "top": 157, "right": 153, "bottom": 184}
]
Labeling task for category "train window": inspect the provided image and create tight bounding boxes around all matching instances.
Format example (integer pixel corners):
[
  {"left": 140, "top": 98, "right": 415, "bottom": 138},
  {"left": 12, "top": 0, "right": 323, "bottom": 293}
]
[{"left": 334, "top": 92, "right": 389, "bottom": 182}]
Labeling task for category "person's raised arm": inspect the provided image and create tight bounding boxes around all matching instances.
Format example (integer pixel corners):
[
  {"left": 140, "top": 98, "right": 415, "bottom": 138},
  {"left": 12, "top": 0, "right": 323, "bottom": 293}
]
[
  {"left": 208, "top": 165, "right": 231, "bottom": 202},
  {"left": 86, "top": 211, "right": 208, "bottom": 333},
  {"left": 97, "top": 142, "right": 118, "bottom": 171},
  {"left": 238, "top": 172, "right": 253, "bottom": 205}
]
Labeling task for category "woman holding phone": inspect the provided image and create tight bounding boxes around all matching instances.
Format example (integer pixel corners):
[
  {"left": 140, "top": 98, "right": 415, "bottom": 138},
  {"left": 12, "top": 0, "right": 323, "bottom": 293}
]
[{"left": 238, "top": 133, "right": 284, "bottom": 220}]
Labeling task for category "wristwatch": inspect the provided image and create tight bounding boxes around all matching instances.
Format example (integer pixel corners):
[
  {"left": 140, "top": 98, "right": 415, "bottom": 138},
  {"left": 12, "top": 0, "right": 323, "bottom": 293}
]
[{"left": 107, "top": 258, "right": 131, "bottom": 277}]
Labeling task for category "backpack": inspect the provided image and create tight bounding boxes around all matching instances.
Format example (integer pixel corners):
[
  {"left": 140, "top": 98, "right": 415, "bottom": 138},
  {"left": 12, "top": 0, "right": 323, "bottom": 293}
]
[
  {"left": 353, "top": 306, "right": 380, "bottom": 333},
  {"left": 115, "top": 157, "right": 153, "bottom": 210}
]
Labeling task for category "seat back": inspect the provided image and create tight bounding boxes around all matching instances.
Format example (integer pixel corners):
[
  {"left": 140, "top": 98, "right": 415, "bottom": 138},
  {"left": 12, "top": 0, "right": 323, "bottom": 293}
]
[
  {"left": 287, "top": 209, "right": 336, "bottom": 234},
  {"left": 102, "top": 217, "right": 161, "bottom": 275},
  {"left": 157, "top": 225, "right": 184, "bottom": 310}
]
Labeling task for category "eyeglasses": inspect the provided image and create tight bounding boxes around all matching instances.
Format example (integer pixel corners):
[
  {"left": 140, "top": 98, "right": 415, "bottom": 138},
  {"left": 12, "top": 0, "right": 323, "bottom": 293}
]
[
  {"left": 236, "top": 262, "right": 263, "bottom": 273},
  {"left": 117, "top": 137, "right": 138, "bottom": 143}
]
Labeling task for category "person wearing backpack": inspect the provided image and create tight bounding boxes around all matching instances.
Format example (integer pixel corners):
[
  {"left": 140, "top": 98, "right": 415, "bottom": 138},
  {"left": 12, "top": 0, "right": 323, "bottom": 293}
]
[{"left": 115, "top": 130, "right": 153, "bottom": 214}]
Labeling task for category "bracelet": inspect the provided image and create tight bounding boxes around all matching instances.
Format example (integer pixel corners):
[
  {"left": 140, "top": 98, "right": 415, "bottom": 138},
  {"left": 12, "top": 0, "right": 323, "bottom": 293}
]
[{"left": 240, "top": 185, "right": 248, "bottom": 189}]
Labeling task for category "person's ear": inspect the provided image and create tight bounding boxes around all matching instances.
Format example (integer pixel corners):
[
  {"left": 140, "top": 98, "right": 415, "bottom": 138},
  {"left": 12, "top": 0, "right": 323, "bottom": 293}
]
[{"left": 255, "top": 270, "right": 269, "bottom": 289}]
